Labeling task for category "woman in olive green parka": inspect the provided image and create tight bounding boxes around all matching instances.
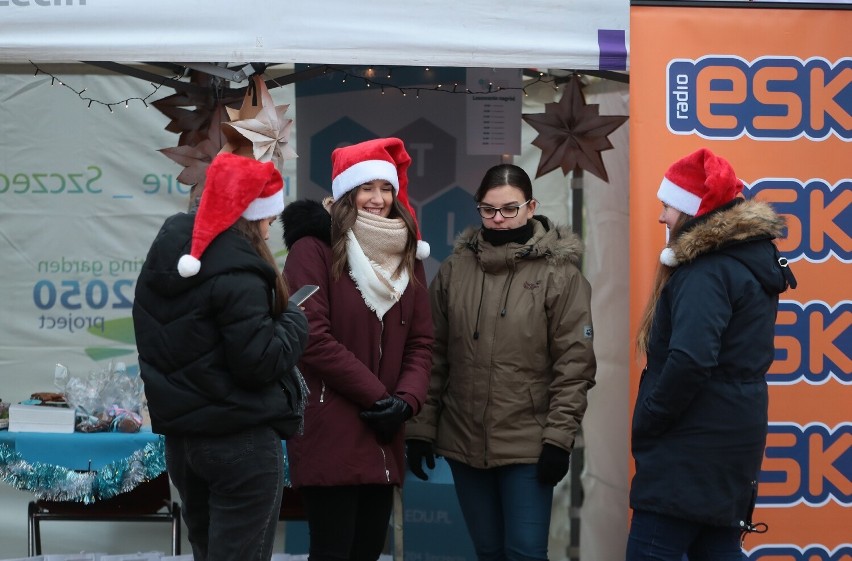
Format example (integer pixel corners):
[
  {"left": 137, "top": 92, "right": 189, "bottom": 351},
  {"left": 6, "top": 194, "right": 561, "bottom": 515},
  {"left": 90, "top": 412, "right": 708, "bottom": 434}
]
[{"left": 406, "top": 164, "right": 596, "bottom": 561}]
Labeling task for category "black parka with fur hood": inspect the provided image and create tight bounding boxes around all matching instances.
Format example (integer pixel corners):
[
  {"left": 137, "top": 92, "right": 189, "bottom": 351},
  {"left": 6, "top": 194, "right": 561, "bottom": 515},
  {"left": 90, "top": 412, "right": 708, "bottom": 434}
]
[{"left": 631, "top": 198, "right": 795, "bottom": 528}]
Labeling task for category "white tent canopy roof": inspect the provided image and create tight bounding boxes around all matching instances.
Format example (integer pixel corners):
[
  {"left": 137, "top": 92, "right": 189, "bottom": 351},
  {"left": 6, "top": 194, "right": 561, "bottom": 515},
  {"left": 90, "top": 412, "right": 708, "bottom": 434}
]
[{"left": 0, "top": 0, "right": 629, "bottom": 70}]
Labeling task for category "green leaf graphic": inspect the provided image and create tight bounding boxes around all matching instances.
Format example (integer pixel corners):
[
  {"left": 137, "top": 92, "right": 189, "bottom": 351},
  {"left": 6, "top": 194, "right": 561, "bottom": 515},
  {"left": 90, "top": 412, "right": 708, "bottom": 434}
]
[{"left": 85, "top": 347, "right": 135, "bottom": 361}]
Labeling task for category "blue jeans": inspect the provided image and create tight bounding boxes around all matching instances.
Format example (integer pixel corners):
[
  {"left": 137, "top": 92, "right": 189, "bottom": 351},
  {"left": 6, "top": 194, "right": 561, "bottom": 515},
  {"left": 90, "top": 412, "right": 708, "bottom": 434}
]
[
  {"left": 626, "top": 510, "right": 745, "bottom": 561},
  {"left": 165, "top": 425, "right": 285, "bottom": 561},
  {"left": 447, "top": 460, "right": 553, "bottom": 561}
]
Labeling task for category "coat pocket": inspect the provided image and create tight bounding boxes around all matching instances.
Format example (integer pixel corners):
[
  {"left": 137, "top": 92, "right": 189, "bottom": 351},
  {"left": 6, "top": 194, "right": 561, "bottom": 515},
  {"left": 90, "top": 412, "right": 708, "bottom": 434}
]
[{"left": 529, "top": 382, "right": 549, "bottom": 427}]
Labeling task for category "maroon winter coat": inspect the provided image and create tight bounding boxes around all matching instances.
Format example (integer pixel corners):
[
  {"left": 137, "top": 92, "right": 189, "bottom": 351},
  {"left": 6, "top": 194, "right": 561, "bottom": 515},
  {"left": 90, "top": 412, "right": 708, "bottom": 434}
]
[{"left": 282, "top": 225, "right": 433, "bottom": 487}]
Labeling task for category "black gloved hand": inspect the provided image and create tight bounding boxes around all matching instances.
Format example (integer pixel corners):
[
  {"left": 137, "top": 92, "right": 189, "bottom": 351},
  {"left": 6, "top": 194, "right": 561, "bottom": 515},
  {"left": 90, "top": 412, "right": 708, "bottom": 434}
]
[
  {"left": 536, "top": 443, "right": 571, "bottom": 486},
  {"left": 361, "top": 395, "right": 413, "bottom": 423},
  {"left": 406, "top": 439, "right": 436, "bottom": 481},
  {"left": 360, "top": 395, "right": 413, "bottom": 443}
]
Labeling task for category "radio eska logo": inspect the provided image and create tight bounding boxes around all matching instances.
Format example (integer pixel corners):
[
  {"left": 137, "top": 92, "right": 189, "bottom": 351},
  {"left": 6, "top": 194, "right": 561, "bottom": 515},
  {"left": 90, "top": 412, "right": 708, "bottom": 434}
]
[
  {"left": 746, "top": 545, "right": 852, "bottom": 561},
  {"left": 759, "top": 423, "right": 852, "bottom": 507},
  {"left": 741, "top": 182, "right": 850, "bottom": 386},
  {"left": 666, "top": 56, "right": 852, "bottom": 140},
  {"left": 747, "top": 180, "right": 851, "bottom": 264},
  {"left": 770, "top": 301, "right": 851, "bottom": 385}
]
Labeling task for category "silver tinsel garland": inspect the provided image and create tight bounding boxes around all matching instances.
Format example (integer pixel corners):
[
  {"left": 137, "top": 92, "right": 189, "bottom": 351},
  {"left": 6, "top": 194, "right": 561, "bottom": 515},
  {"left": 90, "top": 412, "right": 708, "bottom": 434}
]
[{"left": 0, "top": 436, "right": 166, "bottom": 503}]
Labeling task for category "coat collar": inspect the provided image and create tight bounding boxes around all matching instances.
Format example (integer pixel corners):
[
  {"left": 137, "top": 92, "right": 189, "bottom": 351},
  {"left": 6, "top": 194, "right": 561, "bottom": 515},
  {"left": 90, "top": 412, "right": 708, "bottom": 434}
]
[
  {"left": 455, "top": 215, "right": 584, "bottom": 272},
  {"left": 665, "top": 198, "right": 786, "bottom": 267}
]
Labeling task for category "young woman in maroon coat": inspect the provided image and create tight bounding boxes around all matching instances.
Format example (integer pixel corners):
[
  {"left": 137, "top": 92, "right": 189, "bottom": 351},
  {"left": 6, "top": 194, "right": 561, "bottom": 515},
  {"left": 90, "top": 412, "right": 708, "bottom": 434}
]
[{"left": 280, "top": 137, "right": 433, "bottom": 561}]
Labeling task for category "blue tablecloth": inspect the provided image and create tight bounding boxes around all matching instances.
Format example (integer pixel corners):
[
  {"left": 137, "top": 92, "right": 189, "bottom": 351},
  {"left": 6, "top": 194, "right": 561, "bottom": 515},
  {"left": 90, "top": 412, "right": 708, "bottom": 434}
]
[
  {"left": 0, "top": 427, "right": 166, "bottom": 503},
  {"left": 0, "top": 427, "right": 161, "bottom": 471}
]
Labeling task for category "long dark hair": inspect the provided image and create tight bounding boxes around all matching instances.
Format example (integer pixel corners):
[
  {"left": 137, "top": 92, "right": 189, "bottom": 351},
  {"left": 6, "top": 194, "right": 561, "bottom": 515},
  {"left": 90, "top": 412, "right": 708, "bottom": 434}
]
[
  {"left": 474, "top": 164, "right": 533, "bottom": 203},
  {"left": 232, "top": 217, "right": 289, "bottom": 315},
  {"left": 328, "top": 189, "right": 418, "bottom": 281}
]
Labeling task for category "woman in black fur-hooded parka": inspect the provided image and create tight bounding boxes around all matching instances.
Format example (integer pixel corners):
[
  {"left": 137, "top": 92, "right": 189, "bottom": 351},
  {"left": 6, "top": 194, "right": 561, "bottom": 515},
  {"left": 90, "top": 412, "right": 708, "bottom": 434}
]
[{"left": 628, "top": 148, "right": 797, "bottom": 561}]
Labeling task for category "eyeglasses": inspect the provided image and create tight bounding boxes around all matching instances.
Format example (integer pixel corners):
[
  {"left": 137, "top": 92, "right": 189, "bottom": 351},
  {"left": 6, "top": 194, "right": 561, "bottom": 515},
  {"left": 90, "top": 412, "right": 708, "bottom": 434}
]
[{"left": 476, "top": 200, "right": 533, "bottom": 219}]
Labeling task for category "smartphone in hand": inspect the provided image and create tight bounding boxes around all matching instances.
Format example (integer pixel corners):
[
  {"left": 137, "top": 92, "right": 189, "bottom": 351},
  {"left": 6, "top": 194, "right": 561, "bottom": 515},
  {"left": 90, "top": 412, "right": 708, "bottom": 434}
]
[{"left": 290, "top": 284, "right": 320, "bottom": 306}]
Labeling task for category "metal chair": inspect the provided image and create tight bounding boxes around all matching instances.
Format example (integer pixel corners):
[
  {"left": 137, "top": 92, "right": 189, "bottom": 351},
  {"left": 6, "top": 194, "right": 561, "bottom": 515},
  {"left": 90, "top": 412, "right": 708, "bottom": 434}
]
[{"left": 27, "top": 472, "right": 181, "bottom": 555}]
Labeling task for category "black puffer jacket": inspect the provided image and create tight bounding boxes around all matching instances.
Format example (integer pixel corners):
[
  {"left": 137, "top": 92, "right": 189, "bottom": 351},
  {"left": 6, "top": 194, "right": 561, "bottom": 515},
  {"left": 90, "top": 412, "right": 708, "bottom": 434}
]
[
  {"left": 133, "top": 212, "right": 309, "bottom": 438},
  {"left": 631, "top": 199, "right": 795, "bottom": 528}
]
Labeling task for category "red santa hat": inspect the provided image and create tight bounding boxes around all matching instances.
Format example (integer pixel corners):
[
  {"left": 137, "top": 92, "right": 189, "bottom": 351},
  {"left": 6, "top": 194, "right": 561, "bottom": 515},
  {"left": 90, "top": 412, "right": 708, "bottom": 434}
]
[
  {"left": 331, "top": 137, "right": 430, "bottom": 260},
  {"left": 657, "top": 148, "right": 744, "bottom": 218},
  {"left": 177, "top": 152, "right": 284, "bottom": 278}
]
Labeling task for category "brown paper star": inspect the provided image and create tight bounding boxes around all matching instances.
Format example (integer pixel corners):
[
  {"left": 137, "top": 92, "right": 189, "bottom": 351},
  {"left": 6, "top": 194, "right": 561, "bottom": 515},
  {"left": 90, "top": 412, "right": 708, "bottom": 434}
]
[
  {"left": 153, "top": 72, "right": 243, "bottom": 148},
  {"left": 220, "top": 75, "right": 297, "bottom": 172},
  {"left": 158, "top": 104, "right": 229, "bottom": 187},
  {"left": 522, "top": 76, "right": 627, "bottom": 182},
  {"left": 156, "top": 72, "right": 244, "bottom": 188}
]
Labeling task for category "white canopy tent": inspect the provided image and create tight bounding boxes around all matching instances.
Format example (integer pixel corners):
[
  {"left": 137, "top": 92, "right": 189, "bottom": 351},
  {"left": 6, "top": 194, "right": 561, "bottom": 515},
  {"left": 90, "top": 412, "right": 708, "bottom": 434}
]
[
  {"left": 0, "top": 0, "right": 628, "bottom": 70},
  {"left": 0, "top": 2, "right": 631, "bottom": 560}
]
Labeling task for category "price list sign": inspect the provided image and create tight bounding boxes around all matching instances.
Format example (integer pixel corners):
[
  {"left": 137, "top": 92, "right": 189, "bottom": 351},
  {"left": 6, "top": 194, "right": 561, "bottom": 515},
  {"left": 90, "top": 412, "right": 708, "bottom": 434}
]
[{"left": 465, "top": 68, "right": 522, "bottom": 156}]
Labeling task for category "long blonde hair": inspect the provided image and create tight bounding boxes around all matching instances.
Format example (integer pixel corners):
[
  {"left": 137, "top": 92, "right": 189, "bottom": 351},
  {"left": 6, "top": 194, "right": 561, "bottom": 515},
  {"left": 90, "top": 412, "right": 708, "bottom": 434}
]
[
  {"left": 635, "top": 212, "right": 691, "bottom": 356},
  {"left": 232, "top": 217, "right": 289, "bottom": 315},
  {"left": 328, "top": 189, "right": 419, "bottom": 282}
]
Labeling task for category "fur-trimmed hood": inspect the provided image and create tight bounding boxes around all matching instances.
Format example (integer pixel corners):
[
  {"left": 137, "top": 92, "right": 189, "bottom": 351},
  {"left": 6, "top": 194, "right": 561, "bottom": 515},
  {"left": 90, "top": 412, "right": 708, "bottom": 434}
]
[
  {"left": 280, "top": 199, "right": 332, "bottom": 249},
  {"left": 668, "top": 199, "right": 784, "bottom": 263},
  {"left": 454, "top": 215, "right": 584, "bottom": 269},
  {"left": 631, "top": 197, "right": 794, "bottom": 526},
  {"left": 666, "top": 198, "right": 795, "bottom": 295}
]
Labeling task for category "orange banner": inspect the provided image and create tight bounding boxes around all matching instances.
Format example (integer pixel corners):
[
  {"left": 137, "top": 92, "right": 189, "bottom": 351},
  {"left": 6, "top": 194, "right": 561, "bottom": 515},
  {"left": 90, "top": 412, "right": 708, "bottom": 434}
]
[{"left": 630, "top": 4, "right": 851, "bottom": 556}]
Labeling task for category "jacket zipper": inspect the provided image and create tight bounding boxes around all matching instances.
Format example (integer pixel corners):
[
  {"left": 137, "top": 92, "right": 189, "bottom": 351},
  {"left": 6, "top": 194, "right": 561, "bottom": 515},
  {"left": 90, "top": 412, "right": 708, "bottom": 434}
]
[
  {"left": 378, "top": 318, "right": 389, "bottom": 481},
  {"left": 483, "top": 363, "right": 493, "bottom": 467},
  {"left": 319, "top": 380, "right": 326, "bottom": 403},
  {"left": 379, "top": 445, "right": 390, "bottom": 482},
  {"left": 482, "top": 269, "right": 516, "bottom": 467}
]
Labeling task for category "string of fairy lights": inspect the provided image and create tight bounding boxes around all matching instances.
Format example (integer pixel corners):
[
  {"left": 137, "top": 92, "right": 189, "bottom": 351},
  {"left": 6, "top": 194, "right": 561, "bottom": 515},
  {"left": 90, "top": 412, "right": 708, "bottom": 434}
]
[
  {"left": 318, "top": 64, "right": 563, "bottom": 99},
  {"left": 31, "top": 62, "right": 174, "bottom": 112},
  {"left": 30, "top": 61, "right": 571, "bottom": 113}
]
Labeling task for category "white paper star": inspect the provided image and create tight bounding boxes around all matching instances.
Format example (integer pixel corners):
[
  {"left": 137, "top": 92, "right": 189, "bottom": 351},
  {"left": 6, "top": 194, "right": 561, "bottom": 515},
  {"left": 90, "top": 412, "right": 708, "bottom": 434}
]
[{"left": 221, "top": 76, "right": 297, "bottom": 171}]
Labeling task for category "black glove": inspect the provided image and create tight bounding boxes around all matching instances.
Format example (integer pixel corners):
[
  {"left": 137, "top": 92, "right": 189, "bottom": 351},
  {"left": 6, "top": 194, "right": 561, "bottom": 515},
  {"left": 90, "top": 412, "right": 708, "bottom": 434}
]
[
  {"left": 360, "top": 395, "right": 413, "bottom": 443},
  {"left": 537, "top": 443, "right": 571, "bottom": 486},
  {"left": 406, "top": 439, "right": 436, "bottom": 481}
]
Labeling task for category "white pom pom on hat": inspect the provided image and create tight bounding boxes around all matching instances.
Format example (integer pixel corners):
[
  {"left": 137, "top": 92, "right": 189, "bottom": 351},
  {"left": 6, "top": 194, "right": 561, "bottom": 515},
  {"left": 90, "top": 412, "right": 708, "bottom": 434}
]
[
  {"left": 657, "top": 148, "right": 744, "bottom": 218},
  {"left": 178, "top": 152, "right": 284, "bottom": 278},
  {"left": 659, "top": 247, "right": 679, "bottom": 267},
  {"left": 178, "top": 255, "right": 201, "bottom": 277},
  {"left": 331, "top": 137, "right": 430, "bottom": 260},
  {"left": 415, "top": 240, "right": 430, "bottom": 261}
]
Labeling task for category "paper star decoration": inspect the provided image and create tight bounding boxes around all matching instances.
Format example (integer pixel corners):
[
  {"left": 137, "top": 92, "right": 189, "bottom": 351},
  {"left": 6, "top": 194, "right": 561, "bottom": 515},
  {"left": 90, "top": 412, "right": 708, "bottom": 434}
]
[
  {"left": 221, "top": 75, "right": 297, "bottom": 172},
  {"left": 158, "top": 104, "right": 230, "bottom": 188},
  {"left": 156, "top": 72, "right": 244, "bottom": 187},
  {"left": 153, "top": 73, "right": 244, "bottom": 147},
  {"left": 522, "top": 76, "right": 627, "bottom": 182}
]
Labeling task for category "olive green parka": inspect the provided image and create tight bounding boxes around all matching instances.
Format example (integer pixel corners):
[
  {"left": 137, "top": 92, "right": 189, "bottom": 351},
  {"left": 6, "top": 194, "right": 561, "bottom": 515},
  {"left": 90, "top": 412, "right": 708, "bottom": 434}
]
[{"left": 407, "top": 216, "right": 596, "bottom": 467}]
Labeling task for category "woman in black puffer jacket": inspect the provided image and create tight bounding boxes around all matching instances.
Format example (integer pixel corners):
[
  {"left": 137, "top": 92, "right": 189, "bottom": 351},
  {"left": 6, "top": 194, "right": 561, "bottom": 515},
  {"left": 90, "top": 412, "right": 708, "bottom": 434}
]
[{"left": 133, "top": 153, "right": 308, "bottom": 561}]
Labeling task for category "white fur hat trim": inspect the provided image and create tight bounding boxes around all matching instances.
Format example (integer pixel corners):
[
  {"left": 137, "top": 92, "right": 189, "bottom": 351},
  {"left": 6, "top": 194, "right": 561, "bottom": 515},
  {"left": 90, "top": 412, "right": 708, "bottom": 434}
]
[
  {"left": 332, "top": 160, "right": 399, "bottom": 201},
  {"left": 243, "top": 188, "right": 285, "bottom": 221}
]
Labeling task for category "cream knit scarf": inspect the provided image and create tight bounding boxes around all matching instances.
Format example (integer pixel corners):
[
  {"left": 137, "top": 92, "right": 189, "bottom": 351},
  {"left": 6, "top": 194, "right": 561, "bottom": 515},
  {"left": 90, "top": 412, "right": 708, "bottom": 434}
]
[{"left": 347, "top": 210, "right": 410, "bottom": 319}]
